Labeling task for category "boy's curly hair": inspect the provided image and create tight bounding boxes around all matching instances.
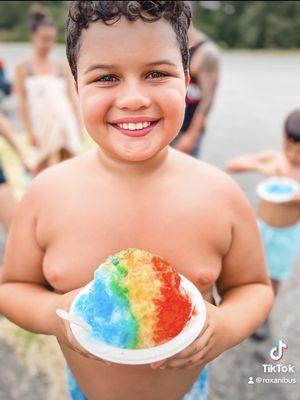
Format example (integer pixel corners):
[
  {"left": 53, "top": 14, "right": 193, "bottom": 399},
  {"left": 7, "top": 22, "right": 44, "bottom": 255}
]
[{"left": 66, "top": 1, "right": 191, "bottom": 80}]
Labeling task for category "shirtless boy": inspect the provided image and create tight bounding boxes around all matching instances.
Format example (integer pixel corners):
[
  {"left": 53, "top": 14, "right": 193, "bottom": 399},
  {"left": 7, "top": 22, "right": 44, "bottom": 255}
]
[
  {"left": 228, "top": 109, "right": 300, "bottom": 339},
  {"left": 0, "top": 2, "right": 273, "bottom": 399}
]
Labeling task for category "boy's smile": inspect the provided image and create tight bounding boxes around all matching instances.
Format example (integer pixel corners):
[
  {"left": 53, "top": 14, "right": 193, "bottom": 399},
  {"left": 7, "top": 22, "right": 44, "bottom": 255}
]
[
  {"left": 108, "top": 117, "right": 160, "bottom": 138},
  {"left": 76, "top": 17, "right": 189, "bottom": 162}
]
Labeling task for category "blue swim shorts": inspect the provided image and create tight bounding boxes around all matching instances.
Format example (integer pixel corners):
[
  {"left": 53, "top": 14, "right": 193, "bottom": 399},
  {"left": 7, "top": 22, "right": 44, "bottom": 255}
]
[
  {"left": 66, "top": 365, "right": 208, "bottom": 400},
  {"left": 258, "top": 219, "right": 300, "bottom": 280}
]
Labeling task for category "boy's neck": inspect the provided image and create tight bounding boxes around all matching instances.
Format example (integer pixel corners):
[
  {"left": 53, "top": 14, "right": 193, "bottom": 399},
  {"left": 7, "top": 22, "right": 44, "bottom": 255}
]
[{"left": 96, "top": 147, "right": 169, "bottom": 177}]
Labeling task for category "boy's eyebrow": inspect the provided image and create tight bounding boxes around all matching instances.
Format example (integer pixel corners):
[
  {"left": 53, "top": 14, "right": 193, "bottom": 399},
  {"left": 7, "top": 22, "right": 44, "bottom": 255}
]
[{"left": 84, "top": 60, "right": 177, "bottom": 74}]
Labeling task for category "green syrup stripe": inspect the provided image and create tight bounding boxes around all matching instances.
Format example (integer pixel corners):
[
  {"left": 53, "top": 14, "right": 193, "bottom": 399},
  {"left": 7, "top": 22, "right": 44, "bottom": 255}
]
[{"left": 108, "top": 256, "right": 139, "bottom": 348}]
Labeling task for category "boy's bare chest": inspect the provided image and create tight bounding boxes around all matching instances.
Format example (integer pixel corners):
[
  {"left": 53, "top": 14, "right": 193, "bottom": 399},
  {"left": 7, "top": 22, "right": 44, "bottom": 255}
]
[{"left": 40, "top": 188, "right": 227, "bottom": 296}]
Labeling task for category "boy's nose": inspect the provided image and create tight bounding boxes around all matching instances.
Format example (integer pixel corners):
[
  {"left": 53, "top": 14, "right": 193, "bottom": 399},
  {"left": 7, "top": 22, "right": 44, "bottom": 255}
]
[{"left": 116, "top": 81, "right": 151, "bottom": 111}]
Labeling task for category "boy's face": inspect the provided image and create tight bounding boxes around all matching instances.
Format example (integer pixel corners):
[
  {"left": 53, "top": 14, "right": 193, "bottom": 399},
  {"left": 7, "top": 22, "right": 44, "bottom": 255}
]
[
  {"left": 284, "top": 138, "right": 300, "bottom": 166},
  {"left": 76, "top": 17, "right": 189, "bottom": 162}
]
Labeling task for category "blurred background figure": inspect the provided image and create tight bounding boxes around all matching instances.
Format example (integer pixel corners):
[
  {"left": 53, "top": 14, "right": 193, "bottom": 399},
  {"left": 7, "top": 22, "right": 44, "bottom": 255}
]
[
  {"left": 171, "top": 4, "right": 220, "bottom": 157},
  {"left": 0, "top": 58, "right": 11, "bottom": 100},
  {"left": 14, "top": 4, "right": 82, "bottom": 173},
  {"left": 228, "top": 110, "right": 300, "bottom": 340},
  {"left": 0, "top": 112, "right": 35, "bottom": 231},
  {"left": 0, "top": 58, "right": 34, "bottom": 231}
]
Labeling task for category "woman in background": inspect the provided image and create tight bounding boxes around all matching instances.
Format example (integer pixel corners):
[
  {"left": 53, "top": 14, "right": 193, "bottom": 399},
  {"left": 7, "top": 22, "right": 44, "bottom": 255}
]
[{"left": 15, "top": 5, "right": 82, "bottom": 172}]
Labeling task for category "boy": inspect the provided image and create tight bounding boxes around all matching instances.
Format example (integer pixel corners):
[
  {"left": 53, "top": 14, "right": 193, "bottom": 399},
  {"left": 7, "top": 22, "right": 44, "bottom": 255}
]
[
  {"left": 228, "top": 109, "right": 300, "bottom": 340},
  {"left": 0, "top": 2, "right": 273, "bottom": 400}
]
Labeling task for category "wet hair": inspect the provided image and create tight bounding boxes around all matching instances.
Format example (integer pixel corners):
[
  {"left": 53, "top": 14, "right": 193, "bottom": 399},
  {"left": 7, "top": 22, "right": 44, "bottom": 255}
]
[
  {"left": 66, "top": 1, "right": 191, "bottom": 81},
  {"left": 285, "top": 110, "right": 300, "bottom": 143},
  {"left": 29, "top": 4, "right": 55, "bottom": 33}
]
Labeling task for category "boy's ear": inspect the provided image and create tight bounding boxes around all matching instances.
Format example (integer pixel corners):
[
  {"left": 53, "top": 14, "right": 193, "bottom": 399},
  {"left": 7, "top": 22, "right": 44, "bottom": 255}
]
[{"left": 184, "top": 72, "right": 190, "bottom": 91}]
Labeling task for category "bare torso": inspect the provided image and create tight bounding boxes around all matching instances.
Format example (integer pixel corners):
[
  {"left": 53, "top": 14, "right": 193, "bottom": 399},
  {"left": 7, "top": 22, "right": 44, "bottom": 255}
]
[
  {"left": 257, "top": 152, "right": 300, "bottom": 227},
  {"left": 36, "top": 149, "right": 232, "bottom": 400}
]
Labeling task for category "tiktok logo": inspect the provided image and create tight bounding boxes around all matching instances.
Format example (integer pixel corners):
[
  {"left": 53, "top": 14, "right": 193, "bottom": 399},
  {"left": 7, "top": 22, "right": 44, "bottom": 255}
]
[{"left": 269, "top": 339, "right": 288, "bottom": 362}]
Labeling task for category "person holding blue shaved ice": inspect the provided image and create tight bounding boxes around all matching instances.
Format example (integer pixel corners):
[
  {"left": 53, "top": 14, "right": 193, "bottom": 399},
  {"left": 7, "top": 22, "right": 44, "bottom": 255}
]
[
  {"left": 0, "top": 2, "right": 273, "bottom": 399},
  {"left": 228, "top": 109, "right": 300, "bottom": 340}
]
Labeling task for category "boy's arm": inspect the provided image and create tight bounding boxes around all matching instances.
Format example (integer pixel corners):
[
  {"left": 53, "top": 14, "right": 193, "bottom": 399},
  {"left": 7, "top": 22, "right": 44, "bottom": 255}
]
[
  {"left": 215, "top": 186, "right": 273, "bottom": 345},
  {"left": 0, "top": 180, "right": 100, "bottom": 360},
  {"left": 155, "top": 181, "right": 274, "bottom": 370},
  {"left": 227, "top": 151, "right": 277, "bottom": 174},
  {"left": 0, "top": 182, "right": 61, "bottom": 335}
]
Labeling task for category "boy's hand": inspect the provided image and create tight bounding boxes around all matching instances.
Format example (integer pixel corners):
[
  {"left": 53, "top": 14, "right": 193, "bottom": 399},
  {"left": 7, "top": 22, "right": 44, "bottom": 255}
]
[
  {"left": 151, "top": 302, "right": 227, "bottom": 370},
  {"left": 54, "top": 288, "right": 111, "bottom": 364}
]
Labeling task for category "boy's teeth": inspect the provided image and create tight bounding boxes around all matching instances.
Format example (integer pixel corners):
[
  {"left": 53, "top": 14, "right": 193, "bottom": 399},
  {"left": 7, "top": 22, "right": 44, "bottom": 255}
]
[{"left": 117, "top": 121, "right": 151, "bottom": 130}]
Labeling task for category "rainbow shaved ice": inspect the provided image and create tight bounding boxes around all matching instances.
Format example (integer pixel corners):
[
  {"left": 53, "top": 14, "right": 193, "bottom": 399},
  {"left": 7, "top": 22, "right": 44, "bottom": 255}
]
[{"left": 73, "top": 248, "right": 193, "bottom": 349}]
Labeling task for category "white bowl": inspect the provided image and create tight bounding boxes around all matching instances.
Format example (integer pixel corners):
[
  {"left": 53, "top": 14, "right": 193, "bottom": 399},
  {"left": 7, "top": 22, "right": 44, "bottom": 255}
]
[
  {"left": 69, "top": 274, "right": 206, "bottom": 365},
  {"left": 256, "top": 177, "right": 299, "bottom": 203}
]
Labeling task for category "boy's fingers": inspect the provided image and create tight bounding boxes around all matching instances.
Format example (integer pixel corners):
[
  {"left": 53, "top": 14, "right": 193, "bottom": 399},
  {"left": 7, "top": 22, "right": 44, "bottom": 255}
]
[
  {"left": 165, "top": 327, "right": 213, "bottom": 368},
  {"left": 165, "top": 337, "right": 214, "bottom": 369},
  {"left": 151, "top": 320, "right": 210, "bottom": 369},
  {"left": 150, "top": 360, "right": 166, "bottom": 369},
  {"left": 168, "top": 321, "right": 211, "bottom": 361}
]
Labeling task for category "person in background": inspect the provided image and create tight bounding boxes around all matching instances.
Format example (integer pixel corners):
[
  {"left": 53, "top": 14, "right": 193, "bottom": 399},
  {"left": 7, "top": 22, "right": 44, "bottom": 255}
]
[
  {"left": 228, "top": 110, "right": 300, "bottom": 340},
  {"left": 15, "top": 4, "right": 82, "bottom": 173},
  {"left": 171, "top": 18, "right": 219, "bottom": 157},
  {"left": 0, "top": 58, "right": 12, "bottom": 100},
  {"left": 0, "top": 58, "right": 34, "bottom": 231}
]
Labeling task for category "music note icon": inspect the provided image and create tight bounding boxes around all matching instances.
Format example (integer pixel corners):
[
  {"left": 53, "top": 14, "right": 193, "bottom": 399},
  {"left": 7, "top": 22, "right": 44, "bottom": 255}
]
[{"left": 269, "top": 339, "right": 288, "bottom": 361}]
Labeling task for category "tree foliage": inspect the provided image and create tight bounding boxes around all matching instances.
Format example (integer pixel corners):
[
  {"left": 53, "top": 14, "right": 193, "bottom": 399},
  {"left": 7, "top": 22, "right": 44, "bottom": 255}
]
[
  {"left": 193, "top": 1, "right": 300, "bottom": 48},
  {"left": 0, "top": 1, "right": 67, "bottom": 42},
  {"left": 0, "top": 1, "right": 300, "bottom": 48}
]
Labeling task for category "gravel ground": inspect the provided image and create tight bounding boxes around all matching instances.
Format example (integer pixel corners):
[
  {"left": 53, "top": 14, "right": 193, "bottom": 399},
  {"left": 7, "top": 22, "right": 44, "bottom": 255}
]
[{"left": 0, "top": 48, "right": 300, "bottom": 399}]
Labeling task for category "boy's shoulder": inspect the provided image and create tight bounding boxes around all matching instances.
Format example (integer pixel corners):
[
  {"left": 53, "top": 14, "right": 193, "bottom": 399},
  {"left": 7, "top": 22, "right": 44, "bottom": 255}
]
[
  {"left": 172, "top": 149, "right": 237, "bottom": 185},
  {"left": 28, "top": 150, "right": 96, "bottom": 196},
  {"left": 171, "top": 149, "right": 246, "bottom": 205}
]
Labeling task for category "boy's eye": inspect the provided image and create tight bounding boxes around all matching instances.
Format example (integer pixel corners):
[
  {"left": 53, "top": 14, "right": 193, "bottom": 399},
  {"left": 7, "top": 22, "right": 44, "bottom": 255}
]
[
  {"left": 93, "top": 71, "right": 168, "bottom": 84},
  {"left": 95, "top": 75, "right": 118, "bottom": 83},
  {"left": 147, "top": 71, "right": 169, "bottom": 79}
]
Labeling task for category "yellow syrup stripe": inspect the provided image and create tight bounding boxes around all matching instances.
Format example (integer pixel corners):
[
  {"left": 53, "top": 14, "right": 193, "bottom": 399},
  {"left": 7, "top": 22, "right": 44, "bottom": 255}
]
[{"left": 118, "top": 249, "right": 163, "bottom": 348}]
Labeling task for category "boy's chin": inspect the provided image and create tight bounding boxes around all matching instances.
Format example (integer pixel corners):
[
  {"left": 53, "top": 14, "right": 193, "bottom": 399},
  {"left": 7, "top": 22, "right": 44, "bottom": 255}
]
[{"left": 111, "top": 142, "right": 164, "bottom": 163}]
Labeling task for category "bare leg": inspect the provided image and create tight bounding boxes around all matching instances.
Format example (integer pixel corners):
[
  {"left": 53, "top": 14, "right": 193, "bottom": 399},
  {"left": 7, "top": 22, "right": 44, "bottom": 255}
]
[{"left": 0, "top": 183, "right": 17, "bottom": 232}]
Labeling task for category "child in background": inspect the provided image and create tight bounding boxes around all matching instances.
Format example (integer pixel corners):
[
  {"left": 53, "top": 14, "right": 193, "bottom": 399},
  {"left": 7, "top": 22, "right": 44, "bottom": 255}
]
[
  {"left": 228, "top": 109, "right": 300, "bottom": 340},
  {"left": 0, "top": 2, "right": 273, "bottom": 400},
  {"left": 15, "top": 4, "right": 82, "bottom": 172}
]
